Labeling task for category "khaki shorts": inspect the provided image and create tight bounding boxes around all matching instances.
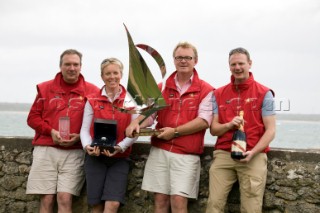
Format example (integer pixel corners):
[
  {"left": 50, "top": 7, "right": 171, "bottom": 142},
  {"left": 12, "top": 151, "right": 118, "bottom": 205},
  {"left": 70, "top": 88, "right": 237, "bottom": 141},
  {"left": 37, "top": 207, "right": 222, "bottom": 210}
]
[
  {"left": 142, "top": 146, "right": 200, "bottom": 199},
  {"left": 26, "top": 146, "right": 85, "bottom": 196}
]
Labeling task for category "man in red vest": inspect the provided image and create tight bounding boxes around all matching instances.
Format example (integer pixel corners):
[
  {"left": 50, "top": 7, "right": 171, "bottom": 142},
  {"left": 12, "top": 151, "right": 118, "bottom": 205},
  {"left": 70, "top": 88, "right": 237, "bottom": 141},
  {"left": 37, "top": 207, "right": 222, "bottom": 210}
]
[
  {"left": 206, "top": 47, "right": 276, "bottom": 213},
  {"left": 126, "top": 42, "right": 214, "bottom": 213},
  {"left": 26, "top": 49, "right": 99, "bottom": 213}
]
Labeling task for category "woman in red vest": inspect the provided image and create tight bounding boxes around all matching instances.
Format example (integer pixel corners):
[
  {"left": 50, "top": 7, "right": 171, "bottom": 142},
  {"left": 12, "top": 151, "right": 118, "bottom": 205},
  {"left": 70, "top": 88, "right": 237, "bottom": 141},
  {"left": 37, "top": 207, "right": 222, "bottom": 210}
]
[{"left": 80, "top": 58, "right": 137, "bottom": 213}]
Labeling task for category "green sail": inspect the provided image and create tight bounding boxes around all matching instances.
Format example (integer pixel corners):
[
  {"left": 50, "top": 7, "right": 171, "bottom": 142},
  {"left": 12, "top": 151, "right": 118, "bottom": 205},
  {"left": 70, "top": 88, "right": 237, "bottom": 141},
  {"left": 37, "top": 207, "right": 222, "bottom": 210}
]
[{"left": 124, "top": 24, "right": 167, "bottom": 116}]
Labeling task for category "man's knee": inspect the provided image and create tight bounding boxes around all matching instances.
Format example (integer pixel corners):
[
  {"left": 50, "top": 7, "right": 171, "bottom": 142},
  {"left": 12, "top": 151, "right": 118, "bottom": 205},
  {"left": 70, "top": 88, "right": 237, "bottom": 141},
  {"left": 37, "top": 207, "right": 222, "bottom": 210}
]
[
  {"left": 170, "top": 195, "right": 188, "bottom": 210},
  {"left": 154, "top": 193, "right": 170, "bottom": 209},
  {"left": 206, "top": 199, "right": 226, "bottom": 213},
  {"left": 40, "top": 194, "right": 56, "bottom": 211},
  {"left": 57, "top": 192, "right": 72, "bottom": 207}
]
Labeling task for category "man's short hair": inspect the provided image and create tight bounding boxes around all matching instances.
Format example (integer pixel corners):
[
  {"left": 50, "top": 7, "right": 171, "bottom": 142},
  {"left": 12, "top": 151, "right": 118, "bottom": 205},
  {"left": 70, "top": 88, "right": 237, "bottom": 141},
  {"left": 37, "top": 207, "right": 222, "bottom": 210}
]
[
  {"left": 229, "top": 47, "right": 251, "bottom": 61},
  {"left": 59, "top": 49, "right": 82, "bottom": 67},
  {"left": 173, "top": 42, "right": 198, "bottom": 60}
]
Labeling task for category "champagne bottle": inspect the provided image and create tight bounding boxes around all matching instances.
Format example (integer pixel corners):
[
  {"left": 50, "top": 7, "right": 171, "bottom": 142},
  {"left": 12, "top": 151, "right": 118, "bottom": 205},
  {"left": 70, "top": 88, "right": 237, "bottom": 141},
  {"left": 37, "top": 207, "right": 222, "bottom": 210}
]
[{"left": 231, "top": 110, "right": 247, "bottom": 159}]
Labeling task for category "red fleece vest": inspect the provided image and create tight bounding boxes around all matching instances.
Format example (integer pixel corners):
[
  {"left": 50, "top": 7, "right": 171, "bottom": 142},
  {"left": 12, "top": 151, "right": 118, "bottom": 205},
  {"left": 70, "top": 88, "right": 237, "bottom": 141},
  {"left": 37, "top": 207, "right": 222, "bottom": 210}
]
[
  {"left": 214, "top": 73, "right": 273, "bottom": 153},
  {"left": 87, "top": 85, "right": 132, "bottom": 158},
  {"left": 152, "top": 70, "right": 214, "bottom": 155},
  {"left": 27, "top": 72, "right": 99, "bottom": 149}
]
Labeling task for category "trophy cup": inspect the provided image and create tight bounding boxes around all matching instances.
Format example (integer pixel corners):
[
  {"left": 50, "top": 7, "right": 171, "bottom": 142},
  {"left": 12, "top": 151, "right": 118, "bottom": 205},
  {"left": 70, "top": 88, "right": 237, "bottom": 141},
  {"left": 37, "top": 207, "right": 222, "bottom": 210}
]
[
  {"left": 112, "top": 24, "right": 168, "bottom": 136},
  {"left": 59, "top": 116, "right": 70, "bottom": 140},
  {"left": 90, "top": 118, "right": 117, "bottom": 152}
]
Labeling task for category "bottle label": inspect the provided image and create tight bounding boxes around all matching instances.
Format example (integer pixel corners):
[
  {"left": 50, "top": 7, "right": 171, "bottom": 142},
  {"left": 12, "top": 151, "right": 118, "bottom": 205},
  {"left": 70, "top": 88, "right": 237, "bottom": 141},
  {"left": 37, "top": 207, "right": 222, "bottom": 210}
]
[{"left": 232, "top": 140, "right": 246, "bottom": 153}]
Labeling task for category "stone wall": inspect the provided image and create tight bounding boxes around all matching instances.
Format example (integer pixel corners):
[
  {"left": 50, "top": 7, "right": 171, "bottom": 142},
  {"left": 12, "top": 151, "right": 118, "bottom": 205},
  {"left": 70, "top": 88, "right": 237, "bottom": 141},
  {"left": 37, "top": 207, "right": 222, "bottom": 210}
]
[{"left": 0, "top": 137, "right": 319, "bottom": 213}]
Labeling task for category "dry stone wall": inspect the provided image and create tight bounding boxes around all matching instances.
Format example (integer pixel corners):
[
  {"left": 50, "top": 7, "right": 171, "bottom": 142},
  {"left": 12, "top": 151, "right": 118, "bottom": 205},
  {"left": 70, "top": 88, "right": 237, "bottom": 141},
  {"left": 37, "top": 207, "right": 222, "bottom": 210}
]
[{"left": 0, "top": 137, "right": 319, "bottom": 213}]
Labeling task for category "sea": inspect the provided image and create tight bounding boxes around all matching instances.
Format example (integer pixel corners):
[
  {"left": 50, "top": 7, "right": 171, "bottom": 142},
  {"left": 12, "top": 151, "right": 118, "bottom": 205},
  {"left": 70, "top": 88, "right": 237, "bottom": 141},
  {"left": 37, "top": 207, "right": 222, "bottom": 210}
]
[{"left": 0, "top": 103, "right": 319, "bottom": 150}]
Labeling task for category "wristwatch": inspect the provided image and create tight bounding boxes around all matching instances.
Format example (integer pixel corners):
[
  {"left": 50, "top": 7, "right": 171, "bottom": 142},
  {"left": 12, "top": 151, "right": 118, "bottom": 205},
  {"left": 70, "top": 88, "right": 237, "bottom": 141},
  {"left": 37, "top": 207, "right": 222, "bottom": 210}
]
[{"left": 174, "top": 128, "right": 180, "bottom": 138}]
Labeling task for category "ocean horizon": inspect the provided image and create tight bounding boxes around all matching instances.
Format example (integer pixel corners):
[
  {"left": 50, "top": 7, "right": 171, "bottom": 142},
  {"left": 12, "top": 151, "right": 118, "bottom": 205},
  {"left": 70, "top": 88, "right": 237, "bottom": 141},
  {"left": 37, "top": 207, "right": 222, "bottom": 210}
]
[{"left": 0, "top": 102, "right": 319, "bottom": 150}]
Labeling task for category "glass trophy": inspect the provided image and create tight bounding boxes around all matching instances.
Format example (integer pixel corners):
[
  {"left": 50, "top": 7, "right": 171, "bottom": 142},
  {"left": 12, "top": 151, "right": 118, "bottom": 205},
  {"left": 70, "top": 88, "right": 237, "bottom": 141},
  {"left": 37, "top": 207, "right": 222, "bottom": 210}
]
[{"left": 59, "top": 116, "right": 70, "bottom": 140}]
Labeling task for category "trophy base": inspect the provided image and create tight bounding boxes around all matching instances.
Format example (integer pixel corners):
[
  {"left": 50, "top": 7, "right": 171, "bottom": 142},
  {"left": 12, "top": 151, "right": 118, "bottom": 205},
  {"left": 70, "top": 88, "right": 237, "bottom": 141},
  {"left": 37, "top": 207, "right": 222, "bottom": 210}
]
[{"left": 133, "top": 128, "right": 163, "bottom": 137}]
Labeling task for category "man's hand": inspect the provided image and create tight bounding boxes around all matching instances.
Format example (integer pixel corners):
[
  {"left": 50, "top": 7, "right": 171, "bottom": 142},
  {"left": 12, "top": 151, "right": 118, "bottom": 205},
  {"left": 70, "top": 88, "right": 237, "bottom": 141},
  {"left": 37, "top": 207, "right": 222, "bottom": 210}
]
[
  {"left": 51, "top": 129, "right": 62, "bottom": 145},
  {"left": 51, "top": 130, "right": 79, "bottom": 147},
  {"left": 229, "top": 115, "right": 245, "bottom": 129},
  {"left": 126, "top": 120, "right": 140, "bottom": 138},
  {"left": 238, "top": 150, "right": 255, "bottom": 163},
  {"left": 60, "top": 133, "right": 80, "bottom": 147},
  {"left": 157, "top": 127, "right": 175, "bottom": 140}
]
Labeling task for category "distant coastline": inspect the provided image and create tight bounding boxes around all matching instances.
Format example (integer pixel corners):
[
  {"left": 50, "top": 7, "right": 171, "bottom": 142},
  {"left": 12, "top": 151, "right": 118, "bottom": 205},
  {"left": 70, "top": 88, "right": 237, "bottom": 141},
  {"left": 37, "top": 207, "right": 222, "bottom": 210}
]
[
  {"left": 276, "top": 113, "right": 320, "bottom": 122},
  {"left": 0, "top": 102, "right": 32, "bottom": 112},
  {"left": 0, "top": 102, "right": 319, "bottom": 122}
]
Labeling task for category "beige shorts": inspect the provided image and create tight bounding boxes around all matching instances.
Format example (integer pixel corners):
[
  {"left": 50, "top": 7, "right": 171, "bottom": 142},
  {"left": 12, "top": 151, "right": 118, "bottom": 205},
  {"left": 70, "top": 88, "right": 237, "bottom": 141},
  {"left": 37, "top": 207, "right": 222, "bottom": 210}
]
[
  {"left": 142, "top": 146, "right": 200, "bottom": 199},
  {"left": 26, "top": 146, "right": 85, "bottom": 196}
]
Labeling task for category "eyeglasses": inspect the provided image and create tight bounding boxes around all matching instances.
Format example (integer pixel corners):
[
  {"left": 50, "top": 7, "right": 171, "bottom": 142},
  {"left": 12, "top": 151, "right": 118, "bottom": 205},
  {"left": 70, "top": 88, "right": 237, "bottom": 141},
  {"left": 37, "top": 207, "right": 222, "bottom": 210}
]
[{"left": 174, "top": 56, "right": 193, "bottom": 61}]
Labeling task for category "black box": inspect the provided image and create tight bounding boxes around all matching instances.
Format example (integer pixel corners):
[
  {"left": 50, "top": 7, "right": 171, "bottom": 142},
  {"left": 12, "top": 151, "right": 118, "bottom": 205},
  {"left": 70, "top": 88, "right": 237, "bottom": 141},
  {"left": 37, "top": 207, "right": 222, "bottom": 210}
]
[{"left": 90, "top": 118, "right": 117, "bottom": 152}]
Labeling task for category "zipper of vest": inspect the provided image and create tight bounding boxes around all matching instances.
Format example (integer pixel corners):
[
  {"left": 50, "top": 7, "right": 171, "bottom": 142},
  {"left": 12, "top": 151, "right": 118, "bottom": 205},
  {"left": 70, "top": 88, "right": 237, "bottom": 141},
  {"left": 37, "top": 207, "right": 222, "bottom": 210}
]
[
  {"left": 66, "top": 94, "right": 71, "bottom": 117},
  {"left": 169, "top": 94, "right": 182, "bottom": 152},
  {"left": 236, "top": 85, "right": 241, "bottom": 116}
]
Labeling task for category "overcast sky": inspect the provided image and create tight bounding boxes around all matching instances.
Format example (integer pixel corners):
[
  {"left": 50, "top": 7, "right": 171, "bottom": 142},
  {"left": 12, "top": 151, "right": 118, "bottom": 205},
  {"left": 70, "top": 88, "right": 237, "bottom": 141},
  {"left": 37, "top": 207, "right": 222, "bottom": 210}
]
[{"left": 1, "top": 0, "right": 320, "bottom": 114}]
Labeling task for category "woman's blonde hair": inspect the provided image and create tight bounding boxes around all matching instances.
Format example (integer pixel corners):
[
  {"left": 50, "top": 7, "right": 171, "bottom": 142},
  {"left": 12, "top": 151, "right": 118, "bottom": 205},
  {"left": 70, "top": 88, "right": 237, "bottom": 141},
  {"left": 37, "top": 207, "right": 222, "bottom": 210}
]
[{"left": 100, "top": 57, "right": 124, "bottom": 75}]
